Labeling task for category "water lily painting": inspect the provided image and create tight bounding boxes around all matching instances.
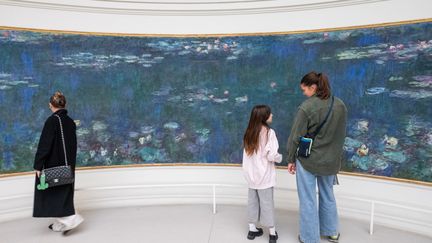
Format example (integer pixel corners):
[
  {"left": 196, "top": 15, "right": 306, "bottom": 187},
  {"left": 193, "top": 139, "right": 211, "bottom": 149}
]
[{"left": 0, "top": 20, "right": 431, "bottom": 182}]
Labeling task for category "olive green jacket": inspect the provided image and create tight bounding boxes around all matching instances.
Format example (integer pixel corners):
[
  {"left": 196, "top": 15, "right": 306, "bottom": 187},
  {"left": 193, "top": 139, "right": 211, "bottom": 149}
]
[{"left": 287, "top": 95, "right": 347, "bottom": 175}]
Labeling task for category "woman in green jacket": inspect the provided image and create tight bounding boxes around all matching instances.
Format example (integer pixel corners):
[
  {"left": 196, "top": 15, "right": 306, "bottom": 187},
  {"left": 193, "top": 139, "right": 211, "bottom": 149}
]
[{"left": 287, "top": 72, "right": 347, "bottom": 243}]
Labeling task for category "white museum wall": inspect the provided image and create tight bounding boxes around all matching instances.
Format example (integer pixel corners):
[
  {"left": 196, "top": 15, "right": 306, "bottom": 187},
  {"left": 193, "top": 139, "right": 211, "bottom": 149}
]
[
  {"left": 0, "top": 166, "right": 431, "bottom": 237},
  {"left": 0, "top": 0, "right": 431, "bottom": 34},
  {"left": 0, "top": 0, "right": 432, "bottom": 239}
]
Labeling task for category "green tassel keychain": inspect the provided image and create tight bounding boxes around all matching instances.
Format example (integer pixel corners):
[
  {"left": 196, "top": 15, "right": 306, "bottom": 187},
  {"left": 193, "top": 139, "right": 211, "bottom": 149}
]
[{"left": 37, "top": 172, "right": 49, "bottom": 190}]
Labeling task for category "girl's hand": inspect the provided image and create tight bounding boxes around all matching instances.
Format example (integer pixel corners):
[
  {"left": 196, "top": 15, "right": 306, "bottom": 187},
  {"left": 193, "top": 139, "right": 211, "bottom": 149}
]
[
  {"left": 35, "top": 170, "right": 41, "bottom": 178},
  {"left": 287, "top": 163, "right": 296, "bottom": 175}
]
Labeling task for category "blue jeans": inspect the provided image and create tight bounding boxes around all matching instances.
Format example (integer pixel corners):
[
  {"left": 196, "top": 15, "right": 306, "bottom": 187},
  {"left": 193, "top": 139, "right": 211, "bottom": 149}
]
[{"left": 296, "top": 160, "right": 339, "bottom": 243}]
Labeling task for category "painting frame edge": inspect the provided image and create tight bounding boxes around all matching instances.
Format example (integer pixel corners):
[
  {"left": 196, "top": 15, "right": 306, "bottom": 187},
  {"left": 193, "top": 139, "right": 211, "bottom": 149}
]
[
  {"left": 0, "top": 18, "right": 431, "bottom": 37},
  {"left": 1, "top": 164, "right": 431, "bottom": 187}
]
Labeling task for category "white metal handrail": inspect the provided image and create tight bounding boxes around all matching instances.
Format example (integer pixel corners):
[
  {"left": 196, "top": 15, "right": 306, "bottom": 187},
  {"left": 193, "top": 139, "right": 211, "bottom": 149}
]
[
  {"left": 1, "top": 183, "right": 431, "bottom": 235},
  {"left": 76, "top": 183, "right": 244, "bottom": 214},
  {"left": 76, "top": 183, "right": 432, "bottom": 235}
]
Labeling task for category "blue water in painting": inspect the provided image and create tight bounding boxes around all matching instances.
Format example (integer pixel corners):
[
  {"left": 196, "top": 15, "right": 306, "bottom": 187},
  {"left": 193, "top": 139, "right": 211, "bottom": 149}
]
[{"left": 0, "top": 22, "right": 431, "bottom": 182}]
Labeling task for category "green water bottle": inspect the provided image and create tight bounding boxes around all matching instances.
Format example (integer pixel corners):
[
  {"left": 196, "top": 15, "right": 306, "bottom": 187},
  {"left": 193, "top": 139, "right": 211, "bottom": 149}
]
[{"left": 37, "top": 172, "right": 49, "bottom": 190}]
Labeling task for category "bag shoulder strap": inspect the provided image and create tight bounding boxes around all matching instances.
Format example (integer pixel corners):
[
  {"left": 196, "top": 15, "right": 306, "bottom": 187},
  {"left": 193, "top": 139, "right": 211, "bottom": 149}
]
[
  {"left": 54, "top": 114, "right": 68, "bottom": 166},
  {"left": 310, "top": 95, "right": 334, "bottom": 138}
]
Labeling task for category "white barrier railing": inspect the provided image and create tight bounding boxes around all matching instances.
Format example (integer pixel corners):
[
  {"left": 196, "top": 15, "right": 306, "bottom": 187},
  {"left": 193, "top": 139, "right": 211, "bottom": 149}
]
[
  {"left": 1, "top": 183, "right": 430, "bottom": 235},
  {"left": 75, "top": 183, "right": 432, "bottom": 235},
  {"left": 76, "top": 183, "right": 243, "bottom": 214}
]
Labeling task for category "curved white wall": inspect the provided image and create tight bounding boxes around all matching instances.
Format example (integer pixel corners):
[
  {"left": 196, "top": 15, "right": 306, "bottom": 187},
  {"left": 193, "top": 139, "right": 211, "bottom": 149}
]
[
  {"left": 0, "top": 0, "right": 431, "bottom": 34},
  {"left": 1, "top": 1, "right": 431, "bottom": 239},
  {"left": 1, "top": 166, "right": 431, "bottom": 237}
]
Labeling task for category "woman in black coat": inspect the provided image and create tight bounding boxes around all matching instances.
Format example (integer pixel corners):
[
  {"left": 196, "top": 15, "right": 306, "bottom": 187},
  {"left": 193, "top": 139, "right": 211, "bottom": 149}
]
[{"left": 33, "top": 91, "right": 83, "bottom": 234}]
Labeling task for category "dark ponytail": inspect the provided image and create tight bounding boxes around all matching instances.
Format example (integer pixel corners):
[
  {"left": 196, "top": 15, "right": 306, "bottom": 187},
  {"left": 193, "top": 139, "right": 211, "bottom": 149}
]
[{"left": 301, "top": 71, "right": 331, "bottom": 99}]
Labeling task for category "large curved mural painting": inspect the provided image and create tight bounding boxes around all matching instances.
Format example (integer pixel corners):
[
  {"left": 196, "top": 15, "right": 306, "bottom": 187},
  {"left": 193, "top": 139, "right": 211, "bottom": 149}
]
[{"left": 0, "top": 20, "right": 431, "bottom": 182}]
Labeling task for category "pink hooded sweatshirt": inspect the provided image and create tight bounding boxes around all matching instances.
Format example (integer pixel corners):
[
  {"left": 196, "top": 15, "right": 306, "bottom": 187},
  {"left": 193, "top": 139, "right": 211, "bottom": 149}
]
[{"left": 242, "top": 127, "right": 282, "bottom": 189}]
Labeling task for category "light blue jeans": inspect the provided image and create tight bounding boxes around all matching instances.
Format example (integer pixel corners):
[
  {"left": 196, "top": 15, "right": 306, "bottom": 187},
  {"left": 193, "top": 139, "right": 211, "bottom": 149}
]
[{"left": 296, "top": 160, "right": 339, "bottom": 243}]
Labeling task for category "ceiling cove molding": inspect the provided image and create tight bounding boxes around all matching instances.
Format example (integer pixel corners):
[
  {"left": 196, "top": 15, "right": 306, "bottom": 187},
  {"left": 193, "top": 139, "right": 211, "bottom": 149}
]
[
  {"left": 93, "top": 0, "right": 280, "bottom": 4},
  {"left": 0, "top": 0, "right": 388, "bottom": 16}
]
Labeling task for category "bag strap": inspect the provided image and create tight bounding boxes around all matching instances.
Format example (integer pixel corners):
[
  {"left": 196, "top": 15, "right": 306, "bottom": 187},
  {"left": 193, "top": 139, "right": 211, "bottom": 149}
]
[
  {"left": 54, "top": 114, "right": 68, "bottom": 166},
  {"left": 310, "top": 95, "right": 334, "bottom": 138}
]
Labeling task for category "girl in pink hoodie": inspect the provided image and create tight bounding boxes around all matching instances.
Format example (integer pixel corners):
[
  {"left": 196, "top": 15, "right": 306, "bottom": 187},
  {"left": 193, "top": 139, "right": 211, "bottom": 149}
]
[{"left": 243, "top": 105, "right": 282, "bottom": 243}]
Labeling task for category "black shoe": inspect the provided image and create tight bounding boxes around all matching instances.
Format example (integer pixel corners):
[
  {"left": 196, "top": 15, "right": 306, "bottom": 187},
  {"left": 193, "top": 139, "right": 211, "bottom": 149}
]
[
  {"left": 298, "top": 235, "right": 304, "bottom": 243},
  {"left": 327, "top": 233, "right": 340, "bottom": 243},
  {"left": 48, "top": 224, "right": 53, "bottom": 230},
  {"left": 269, "top": 232, "right": 278, "bottom": 243},
  {"left": 247, "top": 228, "right": 263, "bottom": 240}
]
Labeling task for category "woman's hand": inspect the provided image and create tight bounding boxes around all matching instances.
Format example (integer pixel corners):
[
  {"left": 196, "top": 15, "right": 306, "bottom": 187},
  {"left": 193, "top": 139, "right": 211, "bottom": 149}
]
[
  {"left": 35, "top": 170, "right": 41, "bottom": 178},
  {"left": 287, "top": 163, "right": 296, "bottom": 175}
]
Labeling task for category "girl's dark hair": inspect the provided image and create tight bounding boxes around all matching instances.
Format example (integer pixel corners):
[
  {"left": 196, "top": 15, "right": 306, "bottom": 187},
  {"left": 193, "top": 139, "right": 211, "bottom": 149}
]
[
  {"left": 243, "top": 105, "right": 271, "bottom": 156},
  {"left": 50, "top": 91, "right": 66, "bottom": 108},
  {"left": 300, "top": 71, "right": 331, "bottom": 99}
]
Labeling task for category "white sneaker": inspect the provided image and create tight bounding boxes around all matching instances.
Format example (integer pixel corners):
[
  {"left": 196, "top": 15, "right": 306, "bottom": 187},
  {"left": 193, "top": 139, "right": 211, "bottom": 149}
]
[
  {"left": 49, "top": 221, "right": 66, "bottom": 232},
  {"left": 60, "top": 214, "right": 84, "bottom": 234}
]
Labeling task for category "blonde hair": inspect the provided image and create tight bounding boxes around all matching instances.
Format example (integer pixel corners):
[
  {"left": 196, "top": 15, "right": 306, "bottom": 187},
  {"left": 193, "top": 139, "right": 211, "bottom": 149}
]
[{"left": 49, "top": 91, "right": 66, "bottom": 108}]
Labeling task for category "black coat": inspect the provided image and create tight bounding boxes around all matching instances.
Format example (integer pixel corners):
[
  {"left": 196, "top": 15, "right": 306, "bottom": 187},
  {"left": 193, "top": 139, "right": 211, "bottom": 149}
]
[{"left": 33, "top": 109, "right": 77, "bottom": 217}]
